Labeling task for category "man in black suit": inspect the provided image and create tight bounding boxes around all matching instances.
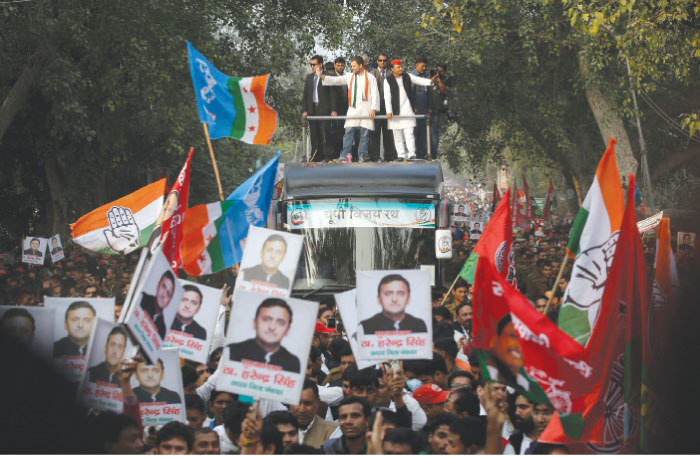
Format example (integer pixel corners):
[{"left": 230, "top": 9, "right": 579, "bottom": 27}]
[
  {"left": 88, "top": 326, "right": 127, "bottom": 385},
  {"left": 139, "top": 270, "right": 176, "bottom": 339},
  {"left": 54, "top": 301, "right": 96, "bottom": 357},
  {"left": 302, "top": 55, "right": 337, "bottom": 162},
  {"left": 242, "top": 234, "right": 290, "bottom": 289},
  {"left": 332, "top": 57, "right": 348, "bottom": 155},
  {"left": 50, "top": 237, "right": 63, "bottom": 256},
  {"left": 369, "top": 53, "right": 396, "bottom": 162},
  {"left": 23, "top": 238, "right": 42, "bottom": 257},
  {"left": 170, "top": 284, "right": 207, "bottom": 340},
  {"left": 133, "top": 358, "right": 182, "bottom": 404},
  {"left": 359, "top": 274, "right": 427, "bottom": 334},
  {"left": 227, "top": 298, "right": 300, "bottom": 373}
]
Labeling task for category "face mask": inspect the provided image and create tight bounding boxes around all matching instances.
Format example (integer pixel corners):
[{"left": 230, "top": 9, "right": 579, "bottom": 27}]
[{"left": 406, "top": 378, "right": 422, "bottom": 392}]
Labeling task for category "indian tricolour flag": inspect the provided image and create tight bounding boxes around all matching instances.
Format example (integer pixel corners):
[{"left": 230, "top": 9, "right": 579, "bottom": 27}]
[
  {"left": 559, "top": 138, "right": 624, "bottom": 345},
  {"left": 71, "top": 179, "right": 166, "bottom": 255},
  {"left": 188, "top": 42, "right": 278, "bottom": 144}
]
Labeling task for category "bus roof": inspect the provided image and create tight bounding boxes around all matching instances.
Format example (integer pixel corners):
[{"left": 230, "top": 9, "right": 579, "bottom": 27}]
[{"left": 282, "top": 162, "right": 444, "bottom": 199}]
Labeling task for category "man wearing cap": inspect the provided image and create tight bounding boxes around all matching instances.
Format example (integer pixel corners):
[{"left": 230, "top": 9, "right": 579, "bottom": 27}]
[
  {"left": 413, "top": 383, "right": 450, "bottom": 420},
  {"left": 384, "top": 59, "right": 437, "bottom": 160}
]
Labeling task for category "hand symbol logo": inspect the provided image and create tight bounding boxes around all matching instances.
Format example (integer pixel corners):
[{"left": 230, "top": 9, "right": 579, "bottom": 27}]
[{"left": 104, "top": 206, "right": 141, "bottom": 254}]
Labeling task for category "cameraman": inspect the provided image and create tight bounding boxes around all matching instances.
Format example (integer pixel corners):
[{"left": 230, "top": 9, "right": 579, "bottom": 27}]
[{"left": 429, "top": 63, "right": 451, "bottom": 159}]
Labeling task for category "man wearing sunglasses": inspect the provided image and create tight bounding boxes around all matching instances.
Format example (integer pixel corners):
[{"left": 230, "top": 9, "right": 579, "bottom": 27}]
[
  {"left": 369, "top": 54, "right": 397, "bottom": 162},
  {"left": 302, "top": 55, "right": 337, "bottom": 162}
]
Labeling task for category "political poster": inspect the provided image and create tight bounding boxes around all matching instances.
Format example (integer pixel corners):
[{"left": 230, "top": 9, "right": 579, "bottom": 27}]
[
  {"left": 355, "top": 270, "right": 432, "bottom": 360},
  {"left": 21, "top": 237, "right": 47, "bottom": 265},
  {"left": 49, "top": 234, "right": 65, "bottom": 263},
  {"left": 333, "top": 289, "right": 374, "bottom": 370},
  {"left": 236, "top": 226, "right": 303, "bottom": 298},
  {"left": 0, "top": 305, "right": 55, "bottom": 359},
  {"left": 124, "top": 249, "right": 183, "bottom": 364},
  {"left": 677, "top": 232, "right": 696, "bottom": 254},
  {"left": 469, "top": 221, "right": 484, "bottom": 240},
  {"left": 217, "top": 290, "right": 317, "bottom": 405},
  {"left": 45, "top": 297, "right": 116, "bottom": 383},
  {"left": 164, "top": 280, "right": 222, "bottom": 364},
  {"left": 452, "top": 204, "right": 470, "bottom": 223},
  {"left": 78, "top": 318, "right": 134, "bottom": 413},
  {"left": 132, "top": 347, "right": 186, "bottom": 427}
]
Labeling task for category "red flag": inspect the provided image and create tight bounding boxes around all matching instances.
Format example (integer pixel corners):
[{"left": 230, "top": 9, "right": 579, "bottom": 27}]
[
  {"left": 523, "top": 175, "right": 534, "bottom": 222},
  {"left": 492, "top": 182, "right": 501, "bottom": 212},
  {"left": 543, "top": 178, "right": 554, "bottom": 223},
  {"left": 161, "top": 147, "right": 194, "bottom": 272},
  {"left": 511, "top": 182, "right": 518, "bottom": 229},
  {"left": 516, "top": 189, "right": 527, "bottom": 231},
  {"left": 539, "top": 174, "right": 649, "bottom": 452}
]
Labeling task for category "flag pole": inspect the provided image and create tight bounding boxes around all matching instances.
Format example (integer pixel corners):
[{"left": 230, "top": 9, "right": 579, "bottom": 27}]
[
  {"left": 543, "top": 254, "right": 569, "bottom": 315},
  {"left": 439, "top": 272, "right": 462, "bottom": 307},
  {"left": 202, "top": 122, "right": 225, "bottom": 201}
]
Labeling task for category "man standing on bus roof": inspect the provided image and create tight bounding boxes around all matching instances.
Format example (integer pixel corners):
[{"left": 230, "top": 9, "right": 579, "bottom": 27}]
[{"left": 360, "top": 274, "right": 428, "bottom": 334}]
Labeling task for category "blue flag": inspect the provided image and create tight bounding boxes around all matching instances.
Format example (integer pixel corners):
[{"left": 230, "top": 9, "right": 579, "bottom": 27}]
[{"left": 187, "top": 42, "right": 237, "bottom": 139}]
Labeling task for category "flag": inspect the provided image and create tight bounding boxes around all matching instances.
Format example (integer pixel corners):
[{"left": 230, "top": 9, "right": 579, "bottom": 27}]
[
  {"left": 516, "top": 189, "right": 527, "bottom": 231},
  {"left": 71, "top": 179, "right": 166, "bottom": 255},
  {"left": 543, "top": 178, "right": 554, "bottom": 224},
  {"left": 559, "top": 138, "right": 624, "bottom": 345},
  {"left": 511, "top": 182, "right": 518, "bottom": 229},
  {"left": 187, "top": 42, "right": 277, "bottom": 144},
  {"left": 523, "top": 175, "right": 534, "bottom": 222},
  {"left": 492, "top": 182, "right": 501, "bottom": 212},
  {"left": 160, "top": 147, "right": 194, "bottom": 272},
  {"left": 180, "top": 152, "right": 280, "bottom": 276},
  {"left": 540, "top": 173, "right": 649, "bottom": 452},
  {"left": 641, "top": 217, "right": 678, "bottom": 451},
  {"left": 459, "top": 189, "right": 515, "bottom": 286}
]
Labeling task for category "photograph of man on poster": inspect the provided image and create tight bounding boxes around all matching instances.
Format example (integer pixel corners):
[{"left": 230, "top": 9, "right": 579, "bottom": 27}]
[
  {"left": 138, "top": 270, "right": 176, "bottom": 339},
  {"left": 24, "top": 238, "right": 42, "bottom": 256},
  {"left": 53, "top": 301, "right": 96, "bottom": 357},
  {"left": 485, "top": 314, "right": 525, "bottom": 387},
  {"left": 133, "top": 358, "right": 182, "bottom": 404},
  {"left": 241, "top": 234, "right": 290, "bottom": 288},
  {"left": 0, "top": 308, "right": 35, "bottom": 345},
  {"left": 227, "top": 297, "right": 301, "bottom": 373},
  {"left": 678, "top": 232, "right": 696, "bottom": 253},
  {"left": 88, "top": 326, "right": 127, "bottom": 385},
  {"left": 359, "top": 274, "right": 428, "bottom": 334},
  {"left": 50, "top": 236, "right": 63, "bottom": 256},
  {"left": 169, "top": 284, "right": 207, "bottom": 340}
]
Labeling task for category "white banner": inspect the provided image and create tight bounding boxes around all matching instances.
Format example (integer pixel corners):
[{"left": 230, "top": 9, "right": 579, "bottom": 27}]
[{"left": 288, "top": 202, "right": 435, "bottom": 230}]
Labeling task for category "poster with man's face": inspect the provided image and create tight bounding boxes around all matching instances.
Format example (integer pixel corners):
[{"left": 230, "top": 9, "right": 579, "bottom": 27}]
[
  {"left": 333, "top": 289, "right": 375, "bottom": 370},
  {"left": 677, "top": 232, "right": 696, "bottom": 253},
  {"left": 49, "top": 234, "right": 65, "bottom": 263},
  {"left": 164, "top": 279, "right": 222, "bottom": 364},
  {"left": 45, "top": 297, "right": 116, "bottom": 383},
  {"left": 21, "top": 237, "right": 48, "bottom": 265},
  {"left": 452, "top": 204, "right": 469, "bottom": 223},
  {"left": 356, "top": 270, "right": 432, "bottom": 360},
  {"left": 0, "top": 305, "right": 55, "bottom": 359},
  {"left": 131, "top": 346, "right": 186, "bottom": 426},
  {"left": 470, "top": 221, "right": 483, "bottom": 240},
  {"left": 125, "top": 249, "right": 183, "bottom": 365},
  {"left": 78, "top": 318, "right": 134, "bottom": 413},
  {"left": 216, "top": 290, "right": 318, "bottom": 405},
  {"left": 236, "top": 227, "right": 303, "bottom": 298}
]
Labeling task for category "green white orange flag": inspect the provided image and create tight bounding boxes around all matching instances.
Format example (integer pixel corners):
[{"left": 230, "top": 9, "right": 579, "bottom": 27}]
[
  {"left": 180, "top": 201, "right": 236, "bottom": 276},
  {"left": 559, "top": 138, "right": 624, "bottom": 345},
  {"left": 71, "top": 179, "right": 166, "bottom": 255}
]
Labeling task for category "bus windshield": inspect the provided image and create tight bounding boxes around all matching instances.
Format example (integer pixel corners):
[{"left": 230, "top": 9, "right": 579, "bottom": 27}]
[{"left": 287, "top": 198, "right": 437, "bottom": 290}]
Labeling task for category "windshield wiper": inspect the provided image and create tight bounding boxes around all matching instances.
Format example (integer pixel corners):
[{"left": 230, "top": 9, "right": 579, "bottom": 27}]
[{"left": 299, "top": 283, "right": 355, "bottom": 298}]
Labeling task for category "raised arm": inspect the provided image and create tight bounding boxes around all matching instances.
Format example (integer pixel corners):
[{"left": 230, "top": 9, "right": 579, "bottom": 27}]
[
  {"left": 408, "top": 72, "right": 434, "bottom": 87},
  {"left": 316, "top": 66, "right": 348, "bottom": 86}
]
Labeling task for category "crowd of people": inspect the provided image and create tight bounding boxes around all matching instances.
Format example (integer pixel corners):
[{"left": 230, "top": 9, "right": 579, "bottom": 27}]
[{"left": 303, "top": 54, "right": 452, "bottom": 163}]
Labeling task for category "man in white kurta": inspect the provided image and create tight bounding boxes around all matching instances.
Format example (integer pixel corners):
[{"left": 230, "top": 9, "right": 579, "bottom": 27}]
[
  {"left": 384, "top": 59, "right": 436, "bottom": 160},
  {"left": 317, "top": 56, "right": 380, "bottom": 161}
]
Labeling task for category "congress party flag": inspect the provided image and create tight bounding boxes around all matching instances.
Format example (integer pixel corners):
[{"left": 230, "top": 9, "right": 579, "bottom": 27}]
[
  {"left": 559, "top": 138, "right": 624, "bottom": 346},
  {"left": 181, "top": 152, "right": 280, "bottom": 276},
  {"left": 188, "top": 42, "right": 277, "bottom": 144},
  {"left": 71, "top": 179, "right": 166, "bottom": 255}
]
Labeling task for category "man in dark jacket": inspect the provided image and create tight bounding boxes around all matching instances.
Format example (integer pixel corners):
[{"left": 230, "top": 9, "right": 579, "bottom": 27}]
[
  {"left": 359, "top": 274, "right": 427, "bottom": 334},
  {"left": 302, "top": 55, "right": 337, "bottom": 162}
]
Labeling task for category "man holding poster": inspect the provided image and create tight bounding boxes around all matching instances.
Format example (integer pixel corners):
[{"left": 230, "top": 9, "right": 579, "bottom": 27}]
[
  {"left": 227, "top": 298, "right": 300, "bottom": 373},
  {"left": 359, "top": 274, "right": 427, "bottom": 334}
]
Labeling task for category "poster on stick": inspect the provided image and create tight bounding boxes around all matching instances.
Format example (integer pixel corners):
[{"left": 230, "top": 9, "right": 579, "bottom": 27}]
[
  {"left": 124, "top": 249, "right": 183, "bottom": 364},
  {"left": 45, "top": 297, "right": 115, "bottom": 383},
  {"left": 164, "top": 280, "right": 222, "bottom": 364},
  {"left": 216, "top": 290, "right": 317, "bottom": 405},
  {"left": 78, "top": 318, "right": 133, "bottom": 413},
  {"left": 356, "top": 270, "right": 432, "bottom": 360},
  {"left": 236, "top": 226, "right": 303, "bottom": 298},
  {"left": 21, "top": 237, "right": 47, "bottom": 265},
  {"left": 334, "top": 289, "right": 374, "bottom": 370}
]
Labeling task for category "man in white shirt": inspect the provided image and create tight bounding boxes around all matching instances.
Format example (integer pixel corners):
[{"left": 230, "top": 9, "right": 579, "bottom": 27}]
[
  {"left": 317, "top": 55, "right": 380, "bottom": 162},
  {"left": 384, "top": 59, "right": 437, "bottom": 160}
]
